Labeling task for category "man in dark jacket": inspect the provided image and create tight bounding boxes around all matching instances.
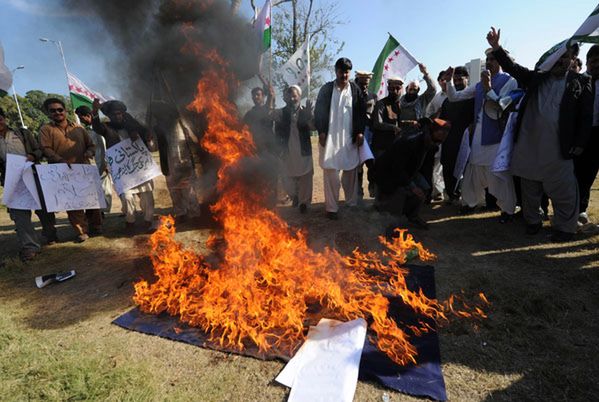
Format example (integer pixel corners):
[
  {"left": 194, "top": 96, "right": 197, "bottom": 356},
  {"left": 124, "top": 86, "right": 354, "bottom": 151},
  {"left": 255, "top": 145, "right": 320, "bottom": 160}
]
[
  {"left": 314, "top": 57, "right": 366, "bottom": 219},
  {"left": 273, "top": 85, "right": 314, "bottom": 213},
  {"left": 375, "top": 118, "right": 451, "bottom": 232},
  {"left": 439, "top": 66, "right": 475, "bottom": 202},
  {"left": 574, "top": 44, "right": 599, "bottom": 230},
  {"left": 488, "top": 27, "right": 593, "bottom": 241},
  {"left": 0, "top": 108, "right": 55, "bottom": 261}
]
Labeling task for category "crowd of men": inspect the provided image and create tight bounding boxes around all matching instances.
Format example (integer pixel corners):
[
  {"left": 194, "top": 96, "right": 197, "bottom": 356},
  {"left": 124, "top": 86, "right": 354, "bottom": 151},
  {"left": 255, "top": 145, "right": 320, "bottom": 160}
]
[
  {"left": 0, "top": 95, "right": 203, "bottom": 263},
  {"left": 245, "top": 28, "right": 599, "bottom": 241},
  {"left": 1, "top": 28, "right": 598, "bottom": 264}
]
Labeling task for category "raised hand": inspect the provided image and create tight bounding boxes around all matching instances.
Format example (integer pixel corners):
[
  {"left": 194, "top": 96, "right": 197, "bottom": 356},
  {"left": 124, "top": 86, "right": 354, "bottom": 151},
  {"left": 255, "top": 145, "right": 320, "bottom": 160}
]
[
  {"left": 487, "top": 27, "right": 501, "bottom": 50},
  {"left": 442, "top": 67, "right": 454, "bottom": 82},
  {"left": 92, "top": 98, "right": 102, "bottom": 114},
  {"left": 418, "top": 63, "right": 428, "bottom": 76}
]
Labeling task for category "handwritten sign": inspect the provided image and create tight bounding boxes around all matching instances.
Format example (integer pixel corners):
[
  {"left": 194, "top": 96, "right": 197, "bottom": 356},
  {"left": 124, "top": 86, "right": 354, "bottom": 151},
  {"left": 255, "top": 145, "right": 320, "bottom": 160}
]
[
  {"left": 2, "top": 154, "right": 42, "bottom": 210},
  {"left": 106, "top": 138, "right": 161, "bottom": 195},
  {"left": 36, "top": 163, "right": 106, "bottom": 212}
]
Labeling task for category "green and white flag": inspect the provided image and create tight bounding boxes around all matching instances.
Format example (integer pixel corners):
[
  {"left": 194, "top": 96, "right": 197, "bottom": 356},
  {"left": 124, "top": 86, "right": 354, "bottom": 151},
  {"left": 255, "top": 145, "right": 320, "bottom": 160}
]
[
  {"left": 369, "top": 34, "right": 419, "bottom": 98},
  {"left": 538, "top": 4, "right": 599, "bottom": 71},
  {"left": 0, "top": 42, "right": 13, "bottom": 97},
  {"left": 254, "top": 0, "right": 271, "bottom": 51},
  {"left": 68, "top": 72, "right": 109, "bottom": 111}
]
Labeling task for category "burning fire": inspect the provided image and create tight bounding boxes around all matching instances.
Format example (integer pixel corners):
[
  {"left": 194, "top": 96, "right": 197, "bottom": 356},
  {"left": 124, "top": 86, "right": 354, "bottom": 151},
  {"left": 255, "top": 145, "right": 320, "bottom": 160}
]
[{"left": 133, "top": 45, "right": 488, "bottom": 366}]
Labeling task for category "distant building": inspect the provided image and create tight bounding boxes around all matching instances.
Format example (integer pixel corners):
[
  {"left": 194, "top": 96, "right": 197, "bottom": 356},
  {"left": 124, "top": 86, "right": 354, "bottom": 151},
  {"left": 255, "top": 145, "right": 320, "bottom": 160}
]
[{"left": 465, "top": 58, "right": 485, "bottom": 85}]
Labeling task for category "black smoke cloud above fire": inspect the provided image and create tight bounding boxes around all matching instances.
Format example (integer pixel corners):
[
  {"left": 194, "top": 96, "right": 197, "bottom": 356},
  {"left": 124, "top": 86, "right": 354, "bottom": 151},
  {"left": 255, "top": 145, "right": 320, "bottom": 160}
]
[{"left": 63, "top": 0, "right": 259, "bottom": 110}]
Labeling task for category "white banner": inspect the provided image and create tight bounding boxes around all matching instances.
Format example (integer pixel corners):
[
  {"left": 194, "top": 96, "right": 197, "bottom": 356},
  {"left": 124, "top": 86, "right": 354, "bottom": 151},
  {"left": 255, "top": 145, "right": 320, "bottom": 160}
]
[
  {"left": 0, "top": 41, "right": 12, "bottom": 93},
  {"left": 2, "top": 154, "right": 41, "bottom": 210},
  {"left": 106, "top": 138, "right": 161, "bottom": 195},
  {"left": 36, "top": 163, "right": 106, "bottom": 212},
  {"left": 453, "top": 128, "right": 471, "bottom": 187},
  {"left": 278, "top": 40, "right": 310, "bottom": 95}
]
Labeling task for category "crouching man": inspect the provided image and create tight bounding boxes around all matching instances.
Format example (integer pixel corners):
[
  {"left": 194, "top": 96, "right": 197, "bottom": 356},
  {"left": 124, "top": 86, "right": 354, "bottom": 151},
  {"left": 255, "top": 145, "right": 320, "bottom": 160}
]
[{"left": 375, "top": 118, "right": 451, "bottom": 233}]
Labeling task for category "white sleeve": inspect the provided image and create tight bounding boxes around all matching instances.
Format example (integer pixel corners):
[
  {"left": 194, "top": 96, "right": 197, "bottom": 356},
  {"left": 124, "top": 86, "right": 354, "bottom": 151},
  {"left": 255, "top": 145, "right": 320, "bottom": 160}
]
[{"left": 445, "top": 81, "right": 476, "bottom": 102}]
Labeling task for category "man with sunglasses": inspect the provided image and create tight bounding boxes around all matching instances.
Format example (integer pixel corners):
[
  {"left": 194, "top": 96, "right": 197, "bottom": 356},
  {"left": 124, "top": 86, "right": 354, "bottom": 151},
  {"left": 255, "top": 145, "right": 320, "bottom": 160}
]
[
  {"left": 371, "top": 77, "right": 406, "bottom": 157},
  {"left": 39, "top": 98, "right": 102, "bottom": 242},
  {"left": 443, "top": 48, "right": 518, "bottom": 222}
]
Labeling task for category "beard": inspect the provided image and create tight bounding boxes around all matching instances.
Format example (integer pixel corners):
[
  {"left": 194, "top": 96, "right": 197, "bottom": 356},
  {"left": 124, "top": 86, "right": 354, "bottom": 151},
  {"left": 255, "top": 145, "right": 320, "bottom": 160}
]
[{"left": 404, "top": 93, "right": 418, "bottom": 102}]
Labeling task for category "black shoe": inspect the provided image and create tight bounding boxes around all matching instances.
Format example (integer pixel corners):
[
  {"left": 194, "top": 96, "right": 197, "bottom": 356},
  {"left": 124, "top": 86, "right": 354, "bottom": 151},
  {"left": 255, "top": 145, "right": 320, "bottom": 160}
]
[
  {"left": 299, "top": 204, "right": 307, "bottom": 214},
  {"left": 326, "top": 211, "right": 338, "bottom": 220},
  {"left": 550, "top": 230, "right": 573, "bottom": 242},
  {"left": 460, "top": 205, "right": 476, "bottom": 215},
  {"left": 499, "top": 212, "right": 513, "bottom": 224},
  {"left": 408, "top": 216, "right": 429, "bottom": 230},
  {"left": 525, "top": 222, "right": 542, "bottom": 235}
]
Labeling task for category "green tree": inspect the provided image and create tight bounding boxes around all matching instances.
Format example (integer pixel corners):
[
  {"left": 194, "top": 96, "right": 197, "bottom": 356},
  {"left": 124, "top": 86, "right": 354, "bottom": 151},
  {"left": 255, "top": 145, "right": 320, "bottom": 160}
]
[
  {"left": 0, "top": 91, "right": 74, "bottom": 134},
  {"left": 254, "top": 0, "right": 345, "bottom": 96}
]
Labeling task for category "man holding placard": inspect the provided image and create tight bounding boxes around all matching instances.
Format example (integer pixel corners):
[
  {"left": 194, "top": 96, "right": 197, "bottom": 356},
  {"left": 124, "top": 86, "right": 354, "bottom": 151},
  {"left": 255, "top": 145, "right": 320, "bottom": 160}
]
[
  {"left": 0, "top": 108, "right": 45, "bottom": 261},
  {"left": 92, "top": 99, "right": 158, "bottom": 232},
  {"left": 39, "top": 98, "right": 103, "bottom": 242}
]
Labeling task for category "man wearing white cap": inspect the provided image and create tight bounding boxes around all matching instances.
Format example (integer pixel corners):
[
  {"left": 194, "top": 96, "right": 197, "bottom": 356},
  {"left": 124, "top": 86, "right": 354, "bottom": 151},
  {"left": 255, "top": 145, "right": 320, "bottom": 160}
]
[
  {"left": 272, "top": 85, "right": 314, "bottom": 213},
  {"left": 314, "top": 57, "right": 367, "bottom": 220}
]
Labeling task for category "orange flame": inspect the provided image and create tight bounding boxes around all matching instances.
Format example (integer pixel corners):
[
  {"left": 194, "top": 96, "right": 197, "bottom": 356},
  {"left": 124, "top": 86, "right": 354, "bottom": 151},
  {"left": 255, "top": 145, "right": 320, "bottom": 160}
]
[{"left": 133, "top": 44, "right": 488, "bottom": 366}]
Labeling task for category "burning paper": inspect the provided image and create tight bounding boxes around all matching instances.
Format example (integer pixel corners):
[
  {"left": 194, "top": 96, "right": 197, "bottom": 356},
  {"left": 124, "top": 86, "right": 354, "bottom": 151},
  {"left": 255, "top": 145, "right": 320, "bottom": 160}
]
[{"left": 276, "top": 318, "right": 367, "bottom": 402}]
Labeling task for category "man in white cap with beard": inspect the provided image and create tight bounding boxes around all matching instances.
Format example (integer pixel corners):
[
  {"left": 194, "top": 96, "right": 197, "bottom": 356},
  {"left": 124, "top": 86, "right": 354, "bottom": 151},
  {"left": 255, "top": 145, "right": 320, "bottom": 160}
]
[{"left": 272, "top": 85, "right": 314, "bottom": 213}]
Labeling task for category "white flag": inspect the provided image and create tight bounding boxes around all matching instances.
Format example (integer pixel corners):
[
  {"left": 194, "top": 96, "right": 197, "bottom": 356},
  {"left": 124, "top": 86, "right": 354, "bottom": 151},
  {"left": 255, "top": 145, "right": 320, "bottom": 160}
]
[
  {"left": 277, "top": 40, "right": 310, "bottom": 95},
  {"left": 0, "top": 41, "right": 13, "bottom": 95}
]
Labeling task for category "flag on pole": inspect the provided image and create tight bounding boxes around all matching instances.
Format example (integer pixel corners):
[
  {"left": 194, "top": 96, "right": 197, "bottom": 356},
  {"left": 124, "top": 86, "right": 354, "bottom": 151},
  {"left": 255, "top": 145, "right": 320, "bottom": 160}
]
[
  {"left": 254, "top": 0, "right": 272, "bottom": 52},
  {"left": 277, "top": 40, "right": 310, "bottom": 96},
  {"left": 537, "top": 4, "right": 599, "bottom": 71},
  {"left": 0, "top": 42, "right": 13, "bottom": 97},
  {"left": 369, "top": 34, "right": 419, "bottom": 98},
  {"left": 68, "top": 72, "right": 109, "bottom": 111}
]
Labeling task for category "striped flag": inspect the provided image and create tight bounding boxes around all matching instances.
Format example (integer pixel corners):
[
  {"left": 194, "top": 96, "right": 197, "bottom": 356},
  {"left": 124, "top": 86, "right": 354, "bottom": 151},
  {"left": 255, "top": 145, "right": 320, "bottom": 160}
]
[
  {"left": 254, "top": 0, "right": 271, "bottom": 52},
  {"left": 538, "top": 4, "right": 599, "bottom": 71},
  {"left": 68, "top": 72, "right": 109, "bottom": 111},
  {"left": 0, "top": 42, "right": 13, "bottom": 96},
  {"left": 369, "top": 34, "right": 418, "bottom": 98}
]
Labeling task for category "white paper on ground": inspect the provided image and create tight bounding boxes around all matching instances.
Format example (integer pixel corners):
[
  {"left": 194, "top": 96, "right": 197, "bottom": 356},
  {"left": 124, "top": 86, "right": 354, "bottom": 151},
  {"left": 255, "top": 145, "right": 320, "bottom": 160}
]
[
  {"left": 276, "top": 318, "right": 367, "bottom": 402},
  {"left": 2, "top": 154, "right": 41, "bottom": 210},
  {"left": 359, "top": 140, "right": 374, "bottom": 164}
]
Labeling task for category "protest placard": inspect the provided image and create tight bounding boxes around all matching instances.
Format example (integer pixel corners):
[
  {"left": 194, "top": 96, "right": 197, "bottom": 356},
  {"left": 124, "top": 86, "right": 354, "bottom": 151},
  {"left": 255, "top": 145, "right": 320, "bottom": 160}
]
[
  {"left": 106, "top": 138, "right": 161, "bottom": 195},
  {"left": 1, "top": 154, "right": 41, "bottom": 210},
  {"left": 36, "top": 163, "right": 106, "bottom": 212}
]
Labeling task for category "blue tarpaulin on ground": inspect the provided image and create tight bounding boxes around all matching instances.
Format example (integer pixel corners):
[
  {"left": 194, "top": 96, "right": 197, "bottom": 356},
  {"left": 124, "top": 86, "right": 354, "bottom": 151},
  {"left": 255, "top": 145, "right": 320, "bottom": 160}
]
[{"left": 113, "top": 264, "right": 446, "bottom": 401}]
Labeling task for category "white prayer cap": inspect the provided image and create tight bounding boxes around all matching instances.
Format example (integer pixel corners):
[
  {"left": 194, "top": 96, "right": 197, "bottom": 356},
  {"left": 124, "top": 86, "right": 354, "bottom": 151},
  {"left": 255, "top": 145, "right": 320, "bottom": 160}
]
[
  {"left": 287, "top": 84, "right": 302, "bottom": 96},
  {"left": 355, "top": 70, "right": 373, "bottom": 78},
  {"left": 386, "top": 76, "right": 404, "bottom": 84}
]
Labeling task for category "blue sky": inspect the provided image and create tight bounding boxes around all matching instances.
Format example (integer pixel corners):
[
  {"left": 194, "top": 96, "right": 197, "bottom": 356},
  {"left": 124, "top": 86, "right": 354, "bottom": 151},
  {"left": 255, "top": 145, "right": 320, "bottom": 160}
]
[{"left": 1, "top": 0, "right": 597, "bottom": 99}]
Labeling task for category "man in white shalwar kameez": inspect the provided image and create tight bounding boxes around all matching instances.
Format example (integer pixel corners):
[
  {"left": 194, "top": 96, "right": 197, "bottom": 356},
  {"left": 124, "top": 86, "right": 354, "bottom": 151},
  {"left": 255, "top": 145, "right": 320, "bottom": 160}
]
[
  {"left": 273, "top": 85, "right": 314, "bottom": 213},
  {"left": 445, "top": 49, "right": 518, "bottom": 221},
  {"left": 314, "top": 58, "right": 366, "bottom": 219}
]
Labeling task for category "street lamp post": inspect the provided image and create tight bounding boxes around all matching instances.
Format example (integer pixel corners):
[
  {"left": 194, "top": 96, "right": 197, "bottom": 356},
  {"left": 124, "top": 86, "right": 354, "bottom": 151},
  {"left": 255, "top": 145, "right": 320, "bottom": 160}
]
[
  {"left": 39, "top": 37, "right": 70, "bottom": 93},
  {"left": 11, "top": 65, "right": 26, "bottom": 129}
]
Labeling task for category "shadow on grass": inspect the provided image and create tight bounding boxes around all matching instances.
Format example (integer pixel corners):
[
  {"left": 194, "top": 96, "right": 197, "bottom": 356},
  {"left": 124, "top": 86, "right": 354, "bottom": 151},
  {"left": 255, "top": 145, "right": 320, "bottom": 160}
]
[{"left": 1, "top": 197, "right": 597, "bottom": 400}]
